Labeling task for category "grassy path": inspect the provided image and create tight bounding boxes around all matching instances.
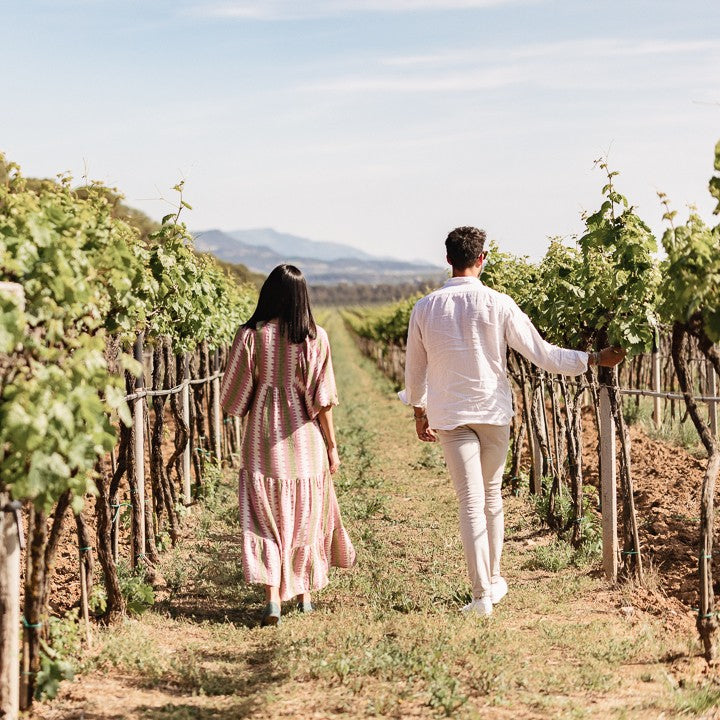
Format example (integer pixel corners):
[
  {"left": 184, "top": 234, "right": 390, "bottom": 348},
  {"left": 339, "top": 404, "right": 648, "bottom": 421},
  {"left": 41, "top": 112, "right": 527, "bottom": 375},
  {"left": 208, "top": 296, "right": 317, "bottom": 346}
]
[{"left": 34, "top": 312, "right": 717, "bottom": 720}]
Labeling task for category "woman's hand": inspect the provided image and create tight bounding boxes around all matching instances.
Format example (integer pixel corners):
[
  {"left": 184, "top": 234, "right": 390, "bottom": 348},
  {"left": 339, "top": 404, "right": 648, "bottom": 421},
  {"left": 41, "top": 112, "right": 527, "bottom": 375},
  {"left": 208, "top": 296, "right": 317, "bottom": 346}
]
[
  {"left": 415, "top": 416, "right": 437, "bottom": 443},
  {"left": 327, "top": 445, "right": 341, "bottom": 474}
]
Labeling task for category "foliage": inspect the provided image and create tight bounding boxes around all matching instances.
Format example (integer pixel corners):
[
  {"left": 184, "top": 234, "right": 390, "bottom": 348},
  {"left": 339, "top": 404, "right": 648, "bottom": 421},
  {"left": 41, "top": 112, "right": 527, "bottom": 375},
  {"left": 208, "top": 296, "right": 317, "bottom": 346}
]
[
  {"left": 533, "top": 240, "right": 586, "bottom": 347},
  {"left": 34, "top": 610, "right": 83, "bottom": 700},
  {"left": 577, "top": 161, "right": 659, "bottom": 354},
  {"left": 145, "top": 185, "right": 255, "bottom": 352},
  {"left": 532, "top": 479, "right": 602, "bottom": 554},
  {"left": 0, "top": 157, "right": 256, "bottom": 512},
  {"left": 657, "top": 203, "right": 720, "bottom": 342},
  {"left": 482, "top": 240, "right": 537, "bottom": 315},
  {"left": 709, "top": 139, "right": 720, "bottom": 215},
  {"left": 342, "top": 295, "right": 421, "bottom": 346},
  {"left": 0, "top": 163, "right": 145, "bottom": 510}
]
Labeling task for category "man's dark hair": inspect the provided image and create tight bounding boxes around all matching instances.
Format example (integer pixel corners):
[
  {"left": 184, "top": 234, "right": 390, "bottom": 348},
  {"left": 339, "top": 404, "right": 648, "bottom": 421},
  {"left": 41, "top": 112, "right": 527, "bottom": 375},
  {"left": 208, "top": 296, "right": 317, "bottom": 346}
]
[
  {"left": 245, "top": 264, "right": 317, "bottom": 344},
  {"left": 445, "top": 226, "right": 487, "bottom": 270}
]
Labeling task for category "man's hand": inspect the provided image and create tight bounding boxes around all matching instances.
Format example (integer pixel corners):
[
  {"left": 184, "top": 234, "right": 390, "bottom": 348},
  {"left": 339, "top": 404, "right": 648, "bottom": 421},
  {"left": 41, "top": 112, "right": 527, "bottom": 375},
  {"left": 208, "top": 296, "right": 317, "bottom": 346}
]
[
  {"left": 415, "top": 415, "right": 437, "bottom": 443},
  {"left": 592, "top": 347, "right": 627, "bottom": 368}
]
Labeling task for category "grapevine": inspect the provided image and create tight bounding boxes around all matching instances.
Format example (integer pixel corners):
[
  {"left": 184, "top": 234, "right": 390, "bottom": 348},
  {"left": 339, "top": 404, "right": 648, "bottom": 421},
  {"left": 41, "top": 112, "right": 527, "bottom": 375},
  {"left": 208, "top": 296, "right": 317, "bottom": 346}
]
[{"left": 0, "top": 157, "right": 256, "bottom": 706}]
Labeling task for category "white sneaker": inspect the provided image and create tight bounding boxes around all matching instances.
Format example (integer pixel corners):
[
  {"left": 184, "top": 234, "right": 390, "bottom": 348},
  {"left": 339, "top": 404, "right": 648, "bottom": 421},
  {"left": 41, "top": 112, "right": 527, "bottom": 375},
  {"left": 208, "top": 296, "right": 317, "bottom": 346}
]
[
  {"left": 491, "top": 577, "right": 508, "bottom": 605},
  {"left": 461, "top": 597, "right": 493, "bottom": 616}
]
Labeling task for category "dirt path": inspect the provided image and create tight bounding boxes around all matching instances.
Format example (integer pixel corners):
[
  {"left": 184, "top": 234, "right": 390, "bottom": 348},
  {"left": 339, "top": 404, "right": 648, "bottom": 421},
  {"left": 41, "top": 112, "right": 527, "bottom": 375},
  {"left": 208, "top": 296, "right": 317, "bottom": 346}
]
[{"left": 32, "top": 313, "right": 720, "bottom": 720}]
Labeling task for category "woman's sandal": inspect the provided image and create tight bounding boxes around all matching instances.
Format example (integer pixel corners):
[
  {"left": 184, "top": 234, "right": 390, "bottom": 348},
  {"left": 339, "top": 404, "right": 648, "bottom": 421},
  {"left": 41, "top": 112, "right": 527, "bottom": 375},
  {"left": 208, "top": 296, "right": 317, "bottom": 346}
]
[
  {"left": 297, "top": 600, "right": 313, "bottom": 613},
  {"left": 261, "top": 602, "right": 281, "bottom": 626}
]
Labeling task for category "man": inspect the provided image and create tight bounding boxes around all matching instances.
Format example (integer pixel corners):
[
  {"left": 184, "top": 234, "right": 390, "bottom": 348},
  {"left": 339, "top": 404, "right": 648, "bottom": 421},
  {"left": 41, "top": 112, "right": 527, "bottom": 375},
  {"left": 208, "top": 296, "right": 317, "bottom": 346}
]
[{"left": 401, "top": 226, "right": 625, "bottom": 616}]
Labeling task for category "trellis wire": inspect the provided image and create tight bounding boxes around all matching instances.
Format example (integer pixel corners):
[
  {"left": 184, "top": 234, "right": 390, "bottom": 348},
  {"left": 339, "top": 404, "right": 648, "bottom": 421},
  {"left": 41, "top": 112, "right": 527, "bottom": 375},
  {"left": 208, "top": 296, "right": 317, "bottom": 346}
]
[
  {"left": 123, "top": 371, "right": 223, "bottom": 402},
  {"left": 547, "top": 377, "right": 720, "bottom": 403}
]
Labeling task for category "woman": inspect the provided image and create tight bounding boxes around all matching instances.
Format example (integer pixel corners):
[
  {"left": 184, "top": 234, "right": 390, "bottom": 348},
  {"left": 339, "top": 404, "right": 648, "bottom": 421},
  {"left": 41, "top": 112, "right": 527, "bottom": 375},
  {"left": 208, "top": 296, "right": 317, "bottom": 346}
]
[{"left": 220, "top": 264, "right": 355, "bottom": 625}]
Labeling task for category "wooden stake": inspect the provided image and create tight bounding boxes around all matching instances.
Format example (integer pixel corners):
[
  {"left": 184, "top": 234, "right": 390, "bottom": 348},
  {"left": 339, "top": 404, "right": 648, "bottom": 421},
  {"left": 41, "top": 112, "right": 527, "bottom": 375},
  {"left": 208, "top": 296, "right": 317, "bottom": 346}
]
[
  {"left": 599, "top": 385, "right": 618, "bottom": 583},
  {"left": 112, "top": 508, "right": 119, "bottom": 564},
  {"left": 0, "top": 497, "right": 22, "bottom": 720},
  {"left": 133, "top": 334, "right": 146, "bottom": 563},
  {"left": 181, "top": 354, "right": 192, "bottom": 505},
  {"left": 0, "top": 283, "right": 24, "bottom": 717},
  {"left": 109, "top": 451, "right": 119, "bottom": 563},
  {"left": 530, "top": 425, "right": 543, "bottom": 494},
  {"left": 78, "top": 550, "right": 92, "bottom": 649},
  {"left": 212, "top": 374, "right": 222, "bottom": 464},
  {"left": 707, "top": 360, "right": 718, "bottom": 438},
  {"left": 652, "top": 349, "right": 662, "bottom": 430}
]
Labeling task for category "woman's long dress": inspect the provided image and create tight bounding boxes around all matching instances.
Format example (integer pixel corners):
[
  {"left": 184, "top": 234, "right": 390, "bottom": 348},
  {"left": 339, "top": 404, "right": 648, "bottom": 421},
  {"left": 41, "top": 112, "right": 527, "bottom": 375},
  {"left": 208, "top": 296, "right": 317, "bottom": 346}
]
[{"left": 219, "top": 320, "right": 356, "bottom": 601}]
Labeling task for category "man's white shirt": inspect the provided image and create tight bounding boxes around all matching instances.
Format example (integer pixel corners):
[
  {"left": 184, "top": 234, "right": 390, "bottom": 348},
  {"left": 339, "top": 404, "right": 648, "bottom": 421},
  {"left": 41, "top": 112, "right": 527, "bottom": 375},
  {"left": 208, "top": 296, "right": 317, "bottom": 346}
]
[{"left": 400, "top": 276, "right": 588, "bottom": 430}]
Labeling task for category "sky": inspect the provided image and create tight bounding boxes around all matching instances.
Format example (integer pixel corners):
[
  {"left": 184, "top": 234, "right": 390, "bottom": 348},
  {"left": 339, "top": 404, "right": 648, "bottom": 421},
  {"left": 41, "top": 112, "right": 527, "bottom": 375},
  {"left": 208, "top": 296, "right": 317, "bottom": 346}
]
[{"left": 2, "top": 0, "right": 720, "bottom": 266}]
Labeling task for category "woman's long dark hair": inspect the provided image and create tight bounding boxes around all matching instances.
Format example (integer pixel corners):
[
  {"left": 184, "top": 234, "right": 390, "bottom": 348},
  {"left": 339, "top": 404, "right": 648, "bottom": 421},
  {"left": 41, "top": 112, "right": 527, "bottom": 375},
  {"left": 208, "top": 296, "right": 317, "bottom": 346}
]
[{"left": 244, "top": 264, "right": 317, "bottom": 343}]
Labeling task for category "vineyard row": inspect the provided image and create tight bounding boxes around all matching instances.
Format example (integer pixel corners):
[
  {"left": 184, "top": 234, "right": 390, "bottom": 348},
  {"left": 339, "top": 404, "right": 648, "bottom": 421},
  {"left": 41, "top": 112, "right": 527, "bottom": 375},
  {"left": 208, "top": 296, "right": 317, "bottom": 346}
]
[
  {"left": 343, "top": 141, "right": 720, "bottom": 663},
  {"left": 0, "top": 158, "right": 256, "bottom": 716}
]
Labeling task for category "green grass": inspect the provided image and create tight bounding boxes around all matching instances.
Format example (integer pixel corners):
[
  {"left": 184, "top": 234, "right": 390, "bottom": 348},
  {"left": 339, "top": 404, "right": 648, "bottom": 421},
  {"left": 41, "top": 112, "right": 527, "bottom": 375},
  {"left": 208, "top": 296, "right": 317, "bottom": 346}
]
[{"left": 623, "top": 396, "right": 705, "bottom": 456}]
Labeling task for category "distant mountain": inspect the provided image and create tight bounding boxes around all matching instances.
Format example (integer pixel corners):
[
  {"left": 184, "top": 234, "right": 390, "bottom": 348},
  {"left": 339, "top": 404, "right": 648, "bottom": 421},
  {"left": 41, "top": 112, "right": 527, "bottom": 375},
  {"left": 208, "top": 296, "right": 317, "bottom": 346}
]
[
  {"left": 195, "top": 229, "right": 281, "bottom": 268},
  {"left": 193, "top": 228, "right": 443, "bottom": 286},
  {"left": 228, "top": 228, "right": 376, "bottom": 263}
]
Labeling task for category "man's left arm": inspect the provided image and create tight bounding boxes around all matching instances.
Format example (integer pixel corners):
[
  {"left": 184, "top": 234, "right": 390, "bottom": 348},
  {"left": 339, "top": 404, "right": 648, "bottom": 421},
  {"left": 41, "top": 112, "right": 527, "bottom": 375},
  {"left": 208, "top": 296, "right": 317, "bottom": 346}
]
[{"left": 504, "top": 299, "right": 589, "bottom": 375}]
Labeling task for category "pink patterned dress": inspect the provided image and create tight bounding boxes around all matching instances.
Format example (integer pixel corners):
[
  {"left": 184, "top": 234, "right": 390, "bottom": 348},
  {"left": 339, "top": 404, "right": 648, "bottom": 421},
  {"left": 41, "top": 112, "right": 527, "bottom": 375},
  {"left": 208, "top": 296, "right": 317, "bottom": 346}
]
[{"left": 220, "top": 319, "right": 356, "bottom": 601}]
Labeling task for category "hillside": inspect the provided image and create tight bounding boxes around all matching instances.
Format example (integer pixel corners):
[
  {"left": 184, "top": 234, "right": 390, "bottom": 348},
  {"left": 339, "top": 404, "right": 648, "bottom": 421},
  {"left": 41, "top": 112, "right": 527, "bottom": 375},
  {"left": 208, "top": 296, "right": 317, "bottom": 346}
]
[
  {"left": 227, "top": 227, "right": 375, "bottom": 262},
  {"left": 194, "top": 228, "right": 443, "bottom": 285}
]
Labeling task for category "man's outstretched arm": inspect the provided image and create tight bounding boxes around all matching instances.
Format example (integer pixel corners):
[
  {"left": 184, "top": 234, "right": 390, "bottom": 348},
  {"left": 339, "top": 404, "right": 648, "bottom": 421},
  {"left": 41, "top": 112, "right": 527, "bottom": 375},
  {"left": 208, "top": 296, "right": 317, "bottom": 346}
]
[{"left": 504, "top": 299, "right": 625, "bottom": 373}]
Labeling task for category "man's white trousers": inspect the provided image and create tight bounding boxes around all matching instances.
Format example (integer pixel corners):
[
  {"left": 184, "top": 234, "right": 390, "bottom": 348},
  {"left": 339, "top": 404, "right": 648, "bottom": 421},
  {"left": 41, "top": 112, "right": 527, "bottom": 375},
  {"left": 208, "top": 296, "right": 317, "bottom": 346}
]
[{"left": 437, "top": 423, "right": 510, "bottom": 600}]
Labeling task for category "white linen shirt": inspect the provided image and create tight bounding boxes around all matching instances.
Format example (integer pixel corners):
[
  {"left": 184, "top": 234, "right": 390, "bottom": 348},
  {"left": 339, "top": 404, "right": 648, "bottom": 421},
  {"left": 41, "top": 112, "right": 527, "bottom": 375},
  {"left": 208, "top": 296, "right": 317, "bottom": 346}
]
[{"left": 401, "top": 276, "right": 588, "bottom": 430}]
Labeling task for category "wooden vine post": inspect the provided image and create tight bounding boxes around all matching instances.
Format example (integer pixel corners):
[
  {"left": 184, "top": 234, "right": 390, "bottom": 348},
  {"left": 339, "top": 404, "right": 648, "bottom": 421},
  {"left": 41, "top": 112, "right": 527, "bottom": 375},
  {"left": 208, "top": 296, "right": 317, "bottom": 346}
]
[
  {"left": 132, "top": 333, "right": 146, "bottom": 566},
  {"left": 0, "top": 281, "right": 25, "bottom": 719},
  {"left": 708, "top": 360, "right": 718, "bottom": 437},
  {"left": 181, "top": 354, "right": 192, "bottom": 504},
  {"left": 599, "top": 384, "right": 618, "bottom": 583},
  {"left": 212, "top": 349, "right": 222, "bottom": 462},
  {"left": 78, "top": 546, "right": 92, "bottom": 649},
  {"left": 652, "top": 346, "right": 662, "bottom": 430},
  {"left": 0, "top": 500, "right": 23, "bottom": 720}
]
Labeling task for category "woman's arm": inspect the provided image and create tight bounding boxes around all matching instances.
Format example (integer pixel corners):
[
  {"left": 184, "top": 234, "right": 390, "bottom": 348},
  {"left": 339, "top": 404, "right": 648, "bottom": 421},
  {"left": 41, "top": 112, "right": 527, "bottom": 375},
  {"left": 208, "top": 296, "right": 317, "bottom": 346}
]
[
  {"left": 317, "top": 405, "right": 340, "bottom": 474},
  {"left": 219, "top": 327, "right": 256, "bottom": 417}
]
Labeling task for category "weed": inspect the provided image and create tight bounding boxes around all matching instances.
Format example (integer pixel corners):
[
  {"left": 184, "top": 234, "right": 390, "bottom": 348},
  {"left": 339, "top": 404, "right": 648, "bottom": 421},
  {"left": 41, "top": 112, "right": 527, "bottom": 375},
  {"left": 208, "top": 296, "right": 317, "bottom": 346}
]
[
  {"left": 673, "top": 682, "right": 720, "bottom": 714},
  {"left": 92, "top": 620, "right": 167, "bottom": 676},
  {"left": 524, "top": 539, "right": 575, "bottom": 572},
  {"left": 32, "top": 610, "right": 83, "bottom": 700},
  {"left": 117, "top": 562, "right": 155, "bottom": 615},
  {"left": 622, "top": 399, "right": 651, "bottom": 426},
  {"left": 428, "top": 672, "right": 468, "bottom": 717},
  {"left": 164, "top": 556, "right": 189, "bottom": 597},
  {"left": 413, "top": 443, "right": 446, "bottom": 471},
  {"left": 639, "top": 399, "right": 704, "bottom": 455},
  {"left": 155, "top": 530, "right": 172, "bottom": 552},
  {"left": 88, "top": 583, "right": 107, "bottom": 615}
]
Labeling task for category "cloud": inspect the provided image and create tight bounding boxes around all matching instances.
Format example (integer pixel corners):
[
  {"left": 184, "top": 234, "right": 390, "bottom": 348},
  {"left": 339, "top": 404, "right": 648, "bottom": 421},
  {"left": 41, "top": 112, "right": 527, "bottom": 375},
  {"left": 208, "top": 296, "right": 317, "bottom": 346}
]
[
  {"left": 382, "top": 38, "right": 720, "bottom": 67},
  {"left": 300, "top": 65, "right": 524, "bottom": 93},
  {"left": 191, "top": 0, "right": 535, "bottom": 20},
  {"left": 297, "top": 37, "right": 720, "bottom": 95}
]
